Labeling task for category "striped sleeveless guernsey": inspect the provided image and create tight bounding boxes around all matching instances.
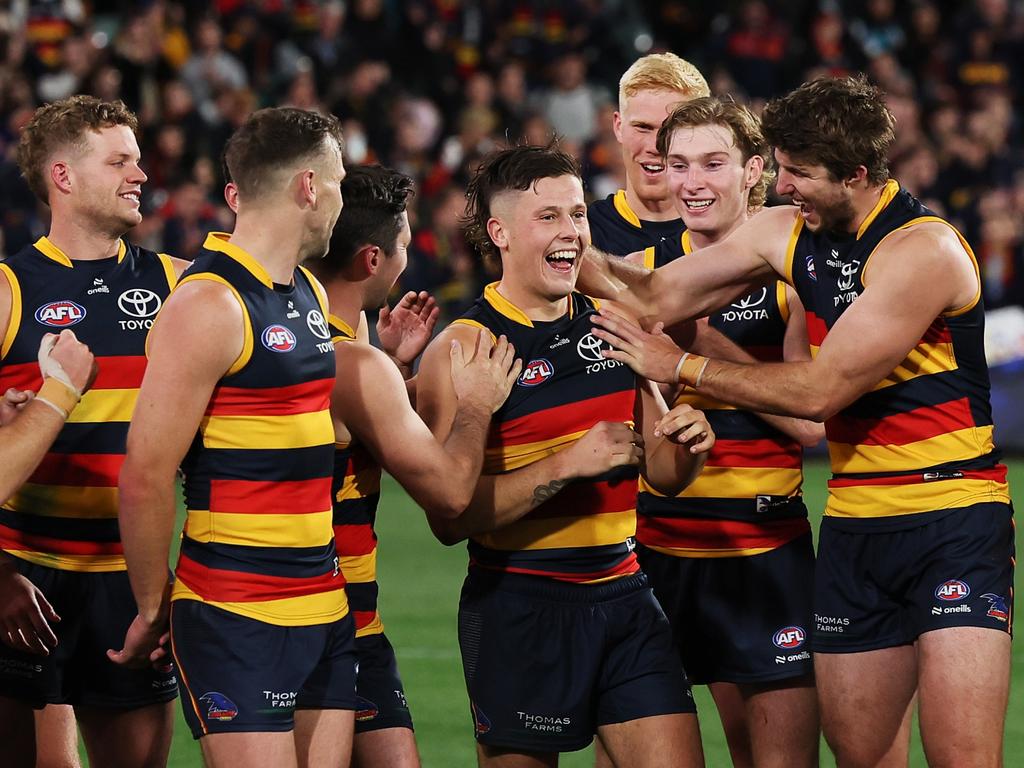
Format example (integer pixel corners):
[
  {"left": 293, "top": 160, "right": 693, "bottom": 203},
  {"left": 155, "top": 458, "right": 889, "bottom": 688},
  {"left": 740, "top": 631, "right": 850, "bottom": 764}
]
[
  {"left": 639, "top": 230, "right": 808, "bottom": 556},
  {"left": 785, "top": 181, "right": 1010, "bottom": 527},
  {"left": 171, "top": 233, "right": 347, "bottom": 625},
  {"left": 455, "top": 283, "right": 640, "bottom": 583},
  {"left": 588, "top": 189, "right": 686, "bottom": 264},
  {"left": 0, "top": 237, "right": 176, "bottom": 571},
  {"left": 329, "top": 314, "right": 384, "bottom": 638}
]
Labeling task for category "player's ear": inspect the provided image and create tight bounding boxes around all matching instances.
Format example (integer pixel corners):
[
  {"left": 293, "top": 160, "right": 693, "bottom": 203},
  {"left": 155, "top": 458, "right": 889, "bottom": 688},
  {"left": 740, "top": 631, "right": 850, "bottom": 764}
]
[
  {"left": 744, "top": 154, "right": 764, "bottom": 190},
  {"left": 844, "top": 165, "right": 869, "bottom": 188},
  {"left": 486, "top": 217, "right": 508, "bottom": 251},
  {"left": 360, "top": 244, "right": 381, "bottom": 275},
  {"left": 612, "top": 110, "right": 623, "bottom": 142},
  {"left": 297, "top": 168, "right": 317, "bottom": 206},
  {"left": 224, "top": 182, "right": 239, "bottom": 212},
  {"left": 50, "top": 160, "right": 72, "bottom": 195}
]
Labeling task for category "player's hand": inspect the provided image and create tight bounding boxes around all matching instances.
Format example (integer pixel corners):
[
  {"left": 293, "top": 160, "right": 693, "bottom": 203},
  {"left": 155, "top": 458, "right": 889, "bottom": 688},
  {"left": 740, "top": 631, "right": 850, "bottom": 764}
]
[
  {"left": 377, "top": 291, "right": 440, "bottom": 369},
  {"left": 450, "top": 330, "right": 522, "bottom": 414},
  {"left": 107, "top": 613, "right": 171, "bottom": 671},
  {"left": 654, "top": 404, "right": 715, "bottom": 454},
  {"left": 42, "top": 330, "right": 97, "bottom": 394},
  {"left": 591, "top": 309, "right": 683, "bottom": 384},
  {"left": 564, "top": 421, "right": 643, "bottom": 476},
  {"left": 0, "top": 387, "right": 34, "bottom": 426},
  {"left": 0, "top": 558, "right": 59, "bottom": 656}
]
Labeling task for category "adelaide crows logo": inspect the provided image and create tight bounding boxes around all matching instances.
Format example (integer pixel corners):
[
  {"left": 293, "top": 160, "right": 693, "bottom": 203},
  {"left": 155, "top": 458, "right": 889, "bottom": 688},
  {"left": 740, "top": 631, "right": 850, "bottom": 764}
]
[
  {"left": 199, "top": 692, "right": 238, "bottom": 721},
  {"left": 980, "top": 593, "right": 1009, "bottom": 622}
]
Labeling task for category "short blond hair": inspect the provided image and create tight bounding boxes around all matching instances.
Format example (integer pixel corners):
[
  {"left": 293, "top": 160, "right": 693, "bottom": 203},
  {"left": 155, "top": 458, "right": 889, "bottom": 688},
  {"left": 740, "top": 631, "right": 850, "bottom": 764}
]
[{"left": 618, "top": 53, "right": 710, "bottom": 111}]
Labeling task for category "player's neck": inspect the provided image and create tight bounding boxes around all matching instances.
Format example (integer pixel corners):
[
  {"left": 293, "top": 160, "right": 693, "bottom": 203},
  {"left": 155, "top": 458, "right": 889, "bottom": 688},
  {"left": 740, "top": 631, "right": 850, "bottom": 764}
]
[
  {"left": 494, "top": 278, "right": 569, "bottom": 323},
  {"left": 624, "top": 186, "right": 678, "bottom": 223},
  {"left": 46, "top": 215, "right": 122, "bottom": 261},
  {"left": 322, "top": 278, "right": 362, "bottom": 333},
  {"left": 844, "top": 182, "right": 892, "bottom": 236},
  {"left": 686, "top": 209, "right": 752, "bottom": 250},
  {"left": 229, "top": 211, "right": 305, "bottom": 284}
]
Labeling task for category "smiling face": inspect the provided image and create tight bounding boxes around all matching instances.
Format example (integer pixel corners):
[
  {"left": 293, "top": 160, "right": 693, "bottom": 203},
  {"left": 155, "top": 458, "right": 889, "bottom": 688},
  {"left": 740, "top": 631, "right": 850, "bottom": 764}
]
[
  {"left": 773, "top": 148, "right": 857, "bottom": 233},
  {"left": 489, "top": 174, "right": 589, "bottom": 305},
  {"left": 666, "top": 123, "right": 761, "bottom": 242},
  {"left": 66, "top": 125, "right": 147, "bottom": 237},
  {"left": 614, "top": 89, "right": 689, "bottom": 203}
]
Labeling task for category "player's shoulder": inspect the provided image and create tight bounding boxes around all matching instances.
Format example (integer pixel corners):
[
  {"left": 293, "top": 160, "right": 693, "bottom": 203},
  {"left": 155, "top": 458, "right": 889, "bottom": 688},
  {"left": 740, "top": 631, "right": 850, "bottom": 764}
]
[{"left": 587, "top": 193, "right": 617, "bottom": 220}]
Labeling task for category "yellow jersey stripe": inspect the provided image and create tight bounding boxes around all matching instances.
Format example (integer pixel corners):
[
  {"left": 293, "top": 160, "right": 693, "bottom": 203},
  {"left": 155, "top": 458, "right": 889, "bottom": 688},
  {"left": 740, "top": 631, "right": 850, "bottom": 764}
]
[
  {"left": 171, "top": 580, "right": 349, "bottom": 626},
  {"left": 184, "top": 509, "right": 334, "bottom": 548},
  {"left": 201, "top": 410, "right": 334, "bottom": 450},
  {"left": 476, "top": 509, "right": 636, "bottom": 551},
  {"left": 828, "top": 425, "right": 996, "bottom": 476}
]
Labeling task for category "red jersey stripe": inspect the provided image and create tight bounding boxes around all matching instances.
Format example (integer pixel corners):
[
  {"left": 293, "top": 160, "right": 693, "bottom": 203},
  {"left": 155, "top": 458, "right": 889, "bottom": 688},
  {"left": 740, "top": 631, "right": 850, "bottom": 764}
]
[
  {"left": 826, "top": 397, "right": 975, "bottom": 447},
  {"left": 28, "top": 452, "right": 124, "bottom": 487},
  {"left": 209, "top": 477, "right": 333, "bottom": 515},
  {"left": 705, "top": 438, "right": 803, "bottom": 469},
  {"left": 0, "top": 525, "right": 123, "bottom": 556},
  {"left": 175, "top": 554, "right": 342, "bottom": 602},
  {"left": 638, "top": 516, "right": 810, "bottom": 551},
  {"left": 492, "top": 390, "right": 636, "bottom": 448},
  {"left": 528, "top": 477, "right": 638, "bottom": 521},
  {"left": 332, "top": 523, "right": 377, "bottom": 557},
  {"left": 207, "top": 379, "right": 334, "bottom": 416}
]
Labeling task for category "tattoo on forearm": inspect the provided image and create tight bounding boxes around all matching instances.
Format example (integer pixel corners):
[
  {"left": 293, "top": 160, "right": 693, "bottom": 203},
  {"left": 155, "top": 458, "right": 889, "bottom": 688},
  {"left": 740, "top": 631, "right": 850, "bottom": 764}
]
[{"left": 532, "top": 479, "right": 568, "bottom": 504}]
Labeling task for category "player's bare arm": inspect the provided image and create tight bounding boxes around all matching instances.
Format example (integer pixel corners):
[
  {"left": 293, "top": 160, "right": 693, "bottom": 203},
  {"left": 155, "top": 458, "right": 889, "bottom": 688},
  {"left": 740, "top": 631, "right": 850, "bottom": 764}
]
[
  {"left": 417, "top": 323, "right": 642, "bottom": 545},
  {"left": 635, "top": 378, "right": 714, "bottom": 495},
  {"left": 578, "top": 206, "right": 796, "bottom": 326},
  {"left": 332, "top": 327, "right": 519, "bottom": 520},
  {"left": 593, "top": 223, "right": 975, "bottom": 421},
  {"left": 110, "top": 280, "right": 243, "bottom": 668}
]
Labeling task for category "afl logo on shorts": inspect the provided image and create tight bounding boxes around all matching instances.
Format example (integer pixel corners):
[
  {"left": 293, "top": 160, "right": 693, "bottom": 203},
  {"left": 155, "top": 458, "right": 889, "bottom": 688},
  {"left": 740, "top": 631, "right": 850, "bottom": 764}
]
[
  {"left": 35, "top": 300, "right": 86, "bottom": 327},
  {"left": 518, "top": 358, "right": 554, "bottom": 386},
  {"left": 935, "top": 579, "right": 970, "bottom": 601},
  {"left": 261, "top": 324, "right": 297, "bottom": 353},
  {"left": 773, "top": 626, "right": 806, "bottom": 650}
]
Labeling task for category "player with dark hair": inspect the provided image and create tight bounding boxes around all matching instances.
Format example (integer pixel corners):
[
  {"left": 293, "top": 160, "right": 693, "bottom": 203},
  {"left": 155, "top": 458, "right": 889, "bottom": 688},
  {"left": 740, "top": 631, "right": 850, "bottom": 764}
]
[
  {"left": 416, "top": 144, "right": 715, "bottom": 768},
  {"left": 310, "top": 165, "right": 521, "bottom": 768},
  {"left": 113, "top": 107, "right": 356, "bottom": 768},
  {"left": 584, "top": 75, "right": 1014, "bottom": 767},
  {"left": 0, "top": 94, "right": 187, "bottom": 768}
]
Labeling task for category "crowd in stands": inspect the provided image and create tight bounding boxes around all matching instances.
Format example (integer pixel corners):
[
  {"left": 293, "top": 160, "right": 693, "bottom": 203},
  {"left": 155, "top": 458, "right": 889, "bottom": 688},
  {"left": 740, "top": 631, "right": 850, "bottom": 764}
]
[{"left": 1, "top": 0, "right": 1022, "bottom": 319}]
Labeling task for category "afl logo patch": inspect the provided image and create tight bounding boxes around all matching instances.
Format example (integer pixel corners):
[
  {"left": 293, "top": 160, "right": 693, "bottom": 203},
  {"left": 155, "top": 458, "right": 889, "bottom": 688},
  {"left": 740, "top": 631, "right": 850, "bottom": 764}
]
[
  {"left": 518, "top": 358, "right": 554, "bottom": 386},
  {"left": 35, "top": 300, "right": 86, "bottom": 327},
  {"left": 261, "top": 324, "right": 297, "bottom": 352},
  {"left": 772, "top": 626, "right": 806, "bottom": 649},
  {"left": 935, "top": 579, "right": 970, "bottom": 601}
]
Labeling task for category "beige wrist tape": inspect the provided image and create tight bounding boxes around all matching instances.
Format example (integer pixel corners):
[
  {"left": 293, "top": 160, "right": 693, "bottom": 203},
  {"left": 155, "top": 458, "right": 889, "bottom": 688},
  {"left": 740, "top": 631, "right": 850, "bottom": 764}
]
[
  {"left": 37, "top": 377, "right": 81, "bottom": 420},
  {"left": 675, "top": 352, "right": 710, "bottom": 388}
]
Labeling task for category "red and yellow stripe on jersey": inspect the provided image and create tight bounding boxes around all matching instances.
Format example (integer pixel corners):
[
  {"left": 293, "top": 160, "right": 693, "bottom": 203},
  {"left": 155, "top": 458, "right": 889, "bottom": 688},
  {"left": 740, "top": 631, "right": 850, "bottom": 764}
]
[
  {"left": 172, "top": 233, "right": 347, "bottom": 626},
  {"left": 455, "top": 283, "right": 640, "bottom": 583},
  {"left": 0, "top": 237, "right": 176, "bottom": 571},
  {"left": 638, "top": 231, "right": 809, "bottom": 557},
  {"left": 786, "top": 181, "right": 1010, "bottom": 525},
  {"left": 330, "top": 314, "right": 383, "bottom": 638}
]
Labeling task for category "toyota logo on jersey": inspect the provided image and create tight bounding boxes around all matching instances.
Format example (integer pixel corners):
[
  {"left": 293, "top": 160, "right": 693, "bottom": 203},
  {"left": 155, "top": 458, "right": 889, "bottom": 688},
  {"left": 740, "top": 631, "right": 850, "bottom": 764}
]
[
  {"left": 261, "top": 324, "right": 297, "bottom": 352},
  {"left": 35, "top": 300, "right": 86, "bottom": 327}
]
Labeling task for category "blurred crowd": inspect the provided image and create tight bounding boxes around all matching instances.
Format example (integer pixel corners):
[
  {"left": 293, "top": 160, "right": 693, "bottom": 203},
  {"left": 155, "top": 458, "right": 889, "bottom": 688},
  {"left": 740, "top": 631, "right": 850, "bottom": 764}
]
[{"left": 1, "top": 0, "right": 1023, "bottom": 319}]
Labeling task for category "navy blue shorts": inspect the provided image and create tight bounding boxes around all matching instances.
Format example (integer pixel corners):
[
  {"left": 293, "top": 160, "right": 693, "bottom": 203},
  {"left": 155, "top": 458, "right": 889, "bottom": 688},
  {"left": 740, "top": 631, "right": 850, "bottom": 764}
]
[
  {"left": 170, "top": 600, "right": 357, "bottom": 739},
  {"left": 0, "top": 561, "right": 178, "bottom": 709},
  {"left": 457, "top": 569, "right": 695, "bottom": 753},
  {"left": 354, "top": 632, "right": 413, "bottom": 733},
  {"left": 813, "top": 502, "right": 1014, "bottom": 653},
  {"left": 637, "top": 532, "right": 816, "bottom": 684}
]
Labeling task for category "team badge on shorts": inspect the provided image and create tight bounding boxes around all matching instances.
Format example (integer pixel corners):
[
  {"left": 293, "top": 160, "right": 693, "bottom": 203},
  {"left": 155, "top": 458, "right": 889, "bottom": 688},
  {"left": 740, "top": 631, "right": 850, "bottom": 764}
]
[
  {"left": 199, "top": 692, "right": 238, "bottom": 721},
  {"left": 981, "top": 593, "right": 1009, "bottom": 622},
  {"left": 355, "top": 695, "right": 379, "bottom": 722},
  {"left": 471, "top": 700, "right": 492, "bottom": 735}
]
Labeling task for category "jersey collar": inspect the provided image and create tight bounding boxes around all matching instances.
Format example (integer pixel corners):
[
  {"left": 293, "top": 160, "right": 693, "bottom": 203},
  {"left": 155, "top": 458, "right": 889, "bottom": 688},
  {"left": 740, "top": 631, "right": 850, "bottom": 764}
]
[
  {"left": 612, "top": 190, "right": 642, "bottom": 229},
  {"left": 203, "top": 232, "right": 274, "bottom": 289},
  {"left": 855, "top": 179, "right": 900, "bottom": 240},
  {"left": 483, "top": 282, "right": 573, "bottom": 327},
  {"left": 33, "top": 236, "right": 126, "bottom": 267}
]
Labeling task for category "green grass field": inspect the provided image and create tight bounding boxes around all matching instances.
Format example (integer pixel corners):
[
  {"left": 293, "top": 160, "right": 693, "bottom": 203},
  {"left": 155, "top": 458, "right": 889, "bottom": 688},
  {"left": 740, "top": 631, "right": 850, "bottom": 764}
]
[{"left": 149, "top": 459, "right": 1021, "bottom": 767}]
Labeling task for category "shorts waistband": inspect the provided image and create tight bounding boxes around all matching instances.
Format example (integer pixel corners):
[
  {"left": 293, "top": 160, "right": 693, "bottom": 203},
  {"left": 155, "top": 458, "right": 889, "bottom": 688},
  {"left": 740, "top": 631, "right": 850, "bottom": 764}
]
[{"left": 466, "top": 568, "right": 648, "bottom": 603}]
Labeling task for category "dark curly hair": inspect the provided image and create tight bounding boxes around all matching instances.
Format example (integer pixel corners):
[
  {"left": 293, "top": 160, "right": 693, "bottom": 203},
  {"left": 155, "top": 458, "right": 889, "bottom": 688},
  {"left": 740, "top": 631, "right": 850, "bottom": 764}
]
[
  {"left": 761, "top": 75, "right": 895, "bottom": 185},
  {"left": 322, "top": 164, "right": 414, "bottom": 275},
  {"left": 462, "top": 143, "right": 581, "bottom": 266}
]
